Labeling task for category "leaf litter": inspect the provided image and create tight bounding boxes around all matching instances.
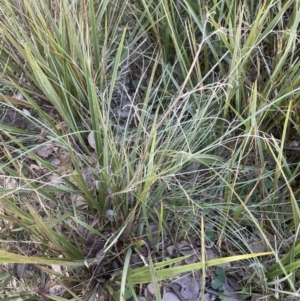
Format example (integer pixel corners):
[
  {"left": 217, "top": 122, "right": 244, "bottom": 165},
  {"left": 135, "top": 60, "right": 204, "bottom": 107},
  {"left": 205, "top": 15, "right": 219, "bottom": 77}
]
[
  {"left": 0, "top": 89, "right": 278, "bottom": 301},
  {"left": 1, "top": 5, "right": 299, "bottom": 299},
  {"left": 0, "top": 129, "right": 264, "bottom": 300}
]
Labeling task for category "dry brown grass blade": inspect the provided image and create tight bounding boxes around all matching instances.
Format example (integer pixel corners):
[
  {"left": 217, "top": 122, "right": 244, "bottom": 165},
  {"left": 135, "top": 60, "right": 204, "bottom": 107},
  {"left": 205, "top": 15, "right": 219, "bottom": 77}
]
[{"left": 0, "top": 94, "right": 34, "bottom": 108}]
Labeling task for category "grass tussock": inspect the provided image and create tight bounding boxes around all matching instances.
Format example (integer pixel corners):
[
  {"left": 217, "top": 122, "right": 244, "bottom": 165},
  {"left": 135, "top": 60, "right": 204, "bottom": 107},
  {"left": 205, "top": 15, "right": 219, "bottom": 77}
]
[{"left": 0, "top": 0, "right": 300, "bottom": 300}]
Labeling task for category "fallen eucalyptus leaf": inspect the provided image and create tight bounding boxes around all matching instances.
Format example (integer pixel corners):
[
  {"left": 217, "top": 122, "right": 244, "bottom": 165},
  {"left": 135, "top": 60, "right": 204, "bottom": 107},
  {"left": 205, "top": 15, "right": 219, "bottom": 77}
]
[
  {"left": 50, "top": 158, "right": 61, "bottom": 166},
  {"left": 225, "top": 277, "right": 242, "bottom": 291},
  {"left": 130, "top": 254, "right": 144, "bottom": 268},
  {"left": 88, "top": 132, "right": 96, "bottom": 149},
  {"left": 16, "top": 264, "right": 30, "bottom": 279},
  {"left": 48, "top": 284, "right": 65, "bottom": 296},
  {"left": 147, "top": 283, "right": 155, "bottom": 296},
  {"left": 166, "top": 245, "right": 178, "bottom": 258},
  {"left": 180, "top": 246, "right": 196, "bottom": 256},
  {"left": 173, "top": 275, "right": 200, "bottom": 300},
  {"left": 184, "top": 254, "right": 198, "bottom": 264},
  {"left": 163, "top": 292, "right": 181, "bottom": 301},
  {"left": 3, "top": 177, "right": 18, "bottom": 189},
  {"left": 36, "top": 144, "right": 54, "bottom": 158}
]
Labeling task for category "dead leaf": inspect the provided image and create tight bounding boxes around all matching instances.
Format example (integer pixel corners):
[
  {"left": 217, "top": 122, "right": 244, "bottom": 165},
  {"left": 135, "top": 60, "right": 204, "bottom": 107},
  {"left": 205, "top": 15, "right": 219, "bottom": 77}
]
[
  {"left": 225, "top": 277, "right": 242, "bottom": 291},
  {"left": 22, "top": 108, "right": 31, "bottom": 116},
  {"left": 223, "top": 294, "right": 245, "bottom": 301},
  {"left": 87, "top": 283, "right": 100, "bottom": 301},
  {"left": 14, "top": 92, "right": 24, "bottom": 100},
  {"left": 163, "top": 292, "right": 181, "bottom": 301},
  {"left": 173, "top": 275, "right": 200, "bottom": 300},
  {"left": 247, "top": 232, "right": 266, "bottom": 253},
  {"left": 287, "top": 139, "right": 299, "bottom": 147},
  {"left": 48, "top": 284, "right": 65, "bottom": 296},
  {"left": 180, "top": 245, "right": 196, "bottom": 256},
  {"left": 204, "top": 248, "right": 231, "bottom": 269},
  {"left": 204, "top": 293, "right": 217, "bottom": 301},
  {"left": 88, "top": 248, "right": 105, "bottom": 267},
  {"left": 4, "top": 177, "right": 18, "bottom": 189},
  {"left": 88, "top": 132, "right": 96, "bottom": 149},
  {"left": 184, "top": 254, "right": 198, "bottom": 264},
  {"left": 70, "top": 194, "right": 86, "bottom": 209},
  {"left": 249, "top": 241, "right": 264, "bottom": 253},
  {"left": 48, "top": 173, "right": 64, "bottom": 185},
  {"left": 57, "top": 148, "right": 70, "bottom": 163},
  {"left": 16, "top": 264, "right": 30, "bottom": 279},
  {"left": 0, "top": 94, "right": 34, "bottom": 108},
  {"left": 206, "top": 248, "right": 218, "bottom": 260},
  {"left": 166, "top": 245, "right": 178, "bottom": 257},
  {"left": 144, "top": 222, "right": 160, "bottom": 246},
  {"left": 50, "top": 158, "right": 61, "bottom": 166},
  {"left": 0, "top": 175, "right": 18, "bottom": 189},
  {"left": 51, "top": 265, "right": 62, "bottom": 274},
  {"left": 29, "top": 163, "right": 41, "bottom": 171},
  {"left": 36, "top": 144, "right": 54, "bottom": 158},
  {"left": 130, "top": 253, "right": 144, "bottom": 268},
  {"left": 147, "top": 283, "right": 155, "bottom": 296}
]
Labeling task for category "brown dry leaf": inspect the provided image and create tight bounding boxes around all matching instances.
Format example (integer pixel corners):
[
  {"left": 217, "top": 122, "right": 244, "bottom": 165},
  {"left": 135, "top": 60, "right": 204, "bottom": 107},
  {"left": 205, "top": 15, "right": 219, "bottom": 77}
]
[
  {"left": 249, "top": 241, "right": 265, "bottom": 253},
  {"left": 87, "top": 283, "right": 98, "bottom": 301},
  {"left": 0, "top": 94, "right": 34, "bottom": 108},
  {"left": 205, "top": 248, "right": 218, "bottom": 260},
  {"left": 88, "top": 248, "right": 105, "bottom": 267},
  {"left": 184, "top": 254, "right": 198, "bottom": 264},
  {"left": 72, "top": 194, "right": 86, "bottom": 208},
  {"left": 287, "top": 138, "right": 299, "bottom": 147},
  {"left": 84, "top": 231, "right": 107, "bottom": 257},
  {"left": 223, "top": 295, "right": 245, "bottom": 301},
  {"left": 57, "top": 148, "right": 71, "bottom": 163},
  {"left": 36, "top": 144, "right": 54, "bottom": 158},
  {"left": 148, "top": 222, "right": 160, "bottom": 245},
  {"left": 147, "top": 283, "right": 155, "bottom": 296},
  {"left": 50, "top": 158, "right": 61, "bottom": 166},
  {"left": 177, "top": 241, "right": 192, "bottom": 255},
  {"left": 51, "top": 264, "right": 62, "bottom": 274},
  {"left": 48, "top": 284, "right": 65, "bottom": 296},
  {"left": 88, "top": 132, "right": 96, "bottom": 149},
  {"left": 172, "top": 275, "right": 200, "bottom": 300},
  {"left": 130, "top": 253, "right": 144, "bottom": 268},
  {"left": 105, "top": 209, "right": 114, "bottom": 219},
  {"left": 224, "top": 277, "right": 242, "bottom": 292},
  {"left": 48, "top": 173, "right": 64, "bottom": 185},
  {"left": 251, "top": 297, "right": 266, "bottom": 301},
  {"left": 180, "top": 245, "right": 196, "bottom": 256},
  {"left": 163, "top": 292, "right": 181, "bottom": 301},
  {"left": 14, "top": 92, "right": 24, "bottom": 100},
  {"left": 29, "top": 163, "right": 41, "bottom": 171},
  {"left": 44, "top": 262, "right": 73, "bottom": 297},
  {"left": 203, "top": 294, "right": 217, "bottom": 301},
  {"left": 246, "top": 232, "right": 266, "bottom": 253},
  {"left": 166, "top": 245, "right": 178, "bottom": 257},
  {"left": 82, "top": 166, "right": 96, "bottom": 190},
  {"left": 16, "top": 264, "right": 31, "bottom": 279},
  {"left": 205, "top": 248, "right": 231, "bottom": 269},
  {"left": 0, "top": 176, "right": 18, "bottom": 189}
]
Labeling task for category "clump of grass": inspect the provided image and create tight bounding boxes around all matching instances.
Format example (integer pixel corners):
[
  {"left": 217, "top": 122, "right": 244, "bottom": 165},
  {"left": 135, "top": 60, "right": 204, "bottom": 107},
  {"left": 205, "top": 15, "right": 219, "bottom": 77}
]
[{"left": 0, "top": 0, "right": 300, "bottom": 300}]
